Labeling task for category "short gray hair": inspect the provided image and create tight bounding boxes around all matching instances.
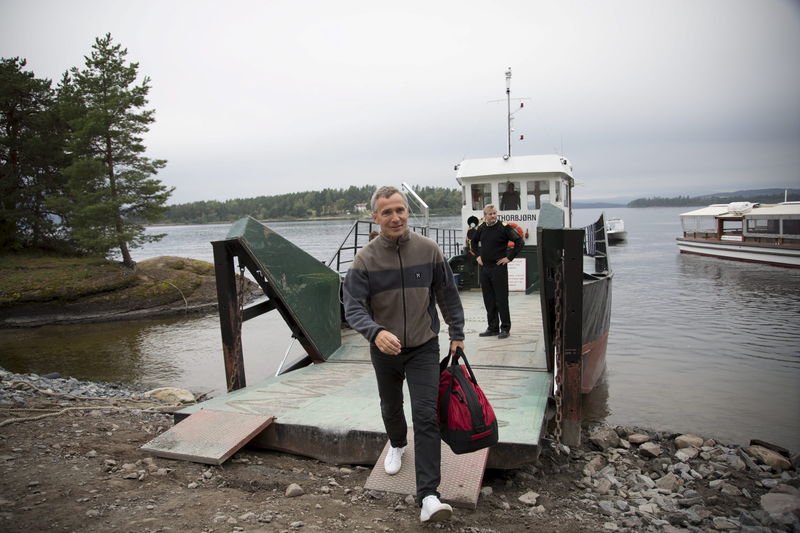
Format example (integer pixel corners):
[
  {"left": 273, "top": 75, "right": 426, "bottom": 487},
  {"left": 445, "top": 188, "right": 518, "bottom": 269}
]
[
  {"left": 483, "top": 203, "right": 496, "bottom": 214},
  {"left": 371, "top": 186, "right": 409, "bottom": 213}
]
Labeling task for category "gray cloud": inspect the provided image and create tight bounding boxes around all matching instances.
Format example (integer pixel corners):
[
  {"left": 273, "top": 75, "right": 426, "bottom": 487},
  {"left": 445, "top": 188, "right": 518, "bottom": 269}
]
[{"left": 2, "top": 0, "right": 798, "bottom": 204}]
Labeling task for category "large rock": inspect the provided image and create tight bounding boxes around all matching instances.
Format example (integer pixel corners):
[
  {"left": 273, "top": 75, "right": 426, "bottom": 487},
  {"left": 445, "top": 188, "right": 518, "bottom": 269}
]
[
  {"left": 144, "top": 387, "right": 195, "bottom": 404},
  {"left": 747, "top": 445, "right": 792, "bottom": 471},
  {"left": 590, "top": 427, "right": 621, "bottom": 450},
  {"left": 655, "top": 472, "right": 680, "bottom": 492},
  {"left": 674, "top": 434, "right": 704, "bottom": 449},
  {"left": 674, "top": 447, "right": 699, "bottom": 462},
  {"left": 639, "top": 442, "right": 663, "bottom": 458},
  {"left": 760, "top": 492, "right": 800, "bottom": 515},
  {"left": 627, "top": 433, "right": 651, "bottom": 444},
  {"left": 518, "top": 491, "right": 539, "bottom": 505}
]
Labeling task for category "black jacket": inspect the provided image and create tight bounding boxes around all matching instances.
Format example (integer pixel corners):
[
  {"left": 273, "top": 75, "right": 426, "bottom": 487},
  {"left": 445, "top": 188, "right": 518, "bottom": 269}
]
[{"left": 471, "top": 222, "right": 524, "bottom": 264}]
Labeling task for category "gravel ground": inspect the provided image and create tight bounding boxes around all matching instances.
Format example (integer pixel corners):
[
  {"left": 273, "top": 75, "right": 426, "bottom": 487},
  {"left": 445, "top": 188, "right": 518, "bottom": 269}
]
[{"left": 1, "top": 367, "right": 798, "bottom": 533}]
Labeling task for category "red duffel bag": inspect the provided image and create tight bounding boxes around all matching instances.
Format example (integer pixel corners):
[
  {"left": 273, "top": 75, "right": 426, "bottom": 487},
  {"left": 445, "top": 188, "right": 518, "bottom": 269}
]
[{"left": 438, "top": 347, "right": 499, "bottom": 454}]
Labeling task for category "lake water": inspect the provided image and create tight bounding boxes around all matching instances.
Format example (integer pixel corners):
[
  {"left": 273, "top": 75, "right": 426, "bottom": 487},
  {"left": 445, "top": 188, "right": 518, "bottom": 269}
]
[{"left": 1, "top": 208, "right": 798, "bottom": 451}]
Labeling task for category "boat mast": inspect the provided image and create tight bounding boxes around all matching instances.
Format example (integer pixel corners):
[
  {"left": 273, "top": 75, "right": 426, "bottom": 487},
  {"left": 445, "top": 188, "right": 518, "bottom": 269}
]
[{"left": 506, "top": 67, "right": 512, "bottom": 159}]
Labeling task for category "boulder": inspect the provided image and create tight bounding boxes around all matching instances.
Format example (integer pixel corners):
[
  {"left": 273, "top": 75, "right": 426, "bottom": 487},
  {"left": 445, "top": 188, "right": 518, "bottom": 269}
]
[
  {"left": 674, "top": 434, "right": 704, "bottom": 449},
  {"left": 760, "top": 492, "right": 800, "bottom": 515},
  {"left": 590, "top": 427, "right": 621, "bottom": 451},
  {"left": 746, "top": 445, "right": 792, "bottom": 471},
  {"left": 639, "top": 442, "right": 662, "bottom": 458},
  {"left": 144, "top": 387, "right": 195, "bottom": 404},
  {"left": 627, "top": 433, "right": 651, "bottom": 445}
]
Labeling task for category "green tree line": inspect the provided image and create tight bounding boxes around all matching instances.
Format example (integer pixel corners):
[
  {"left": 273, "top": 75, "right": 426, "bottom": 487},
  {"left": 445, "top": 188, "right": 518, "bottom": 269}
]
[
  {"left": 628, "top": 192, "right": 798, "bottom": 208},
  {"left": 1, "top": 34, "right": 171, "bottom": 266},
  {"left": 163, "top": 185, "right": 462, "bottom": 224}
]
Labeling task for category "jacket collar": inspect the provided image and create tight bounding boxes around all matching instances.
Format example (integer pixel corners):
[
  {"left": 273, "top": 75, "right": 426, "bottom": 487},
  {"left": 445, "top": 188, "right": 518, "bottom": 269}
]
[{"left": 377, "top": 228, "right": 411, "bottom": 247}]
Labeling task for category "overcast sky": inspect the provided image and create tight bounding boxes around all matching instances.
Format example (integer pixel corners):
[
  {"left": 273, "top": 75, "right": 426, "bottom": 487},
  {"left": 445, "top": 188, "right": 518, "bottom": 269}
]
[{"left": 2, "top": 0, "right": 799, "bottom": 204}]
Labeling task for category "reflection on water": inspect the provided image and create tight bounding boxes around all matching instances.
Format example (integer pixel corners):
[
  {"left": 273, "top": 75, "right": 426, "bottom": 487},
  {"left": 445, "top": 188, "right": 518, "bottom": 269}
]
[{"left": 2, "top": 211, "right": 799, "bottom": 451}]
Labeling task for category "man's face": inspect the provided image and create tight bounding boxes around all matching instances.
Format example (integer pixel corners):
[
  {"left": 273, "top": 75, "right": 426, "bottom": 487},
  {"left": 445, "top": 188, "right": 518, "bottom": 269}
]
[
  {"left": 484, "top": 208, "right": 498, "bottom": 225},
  {"left": 373, "top": 193, "right": 409, "bottom": 239}
]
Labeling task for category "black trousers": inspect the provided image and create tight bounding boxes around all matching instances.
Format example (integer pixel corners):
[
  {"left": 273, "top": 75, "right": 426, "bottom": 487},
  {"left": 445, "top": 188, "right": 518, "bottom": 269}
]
[
  {"left": 479, "top": 263, "right": 511, "bottom": 332},
  {"left": 370, "top": 337, "right": 441, "bottom": 502}
]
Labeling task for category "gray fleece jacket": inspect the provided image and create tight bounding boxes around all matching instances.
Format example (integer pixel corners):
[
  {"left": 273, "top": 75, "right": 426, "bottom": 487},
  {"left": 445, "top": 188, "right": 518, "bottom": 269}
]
[{"left": 343, "top": 230, "right": 465, "bottom": 348}]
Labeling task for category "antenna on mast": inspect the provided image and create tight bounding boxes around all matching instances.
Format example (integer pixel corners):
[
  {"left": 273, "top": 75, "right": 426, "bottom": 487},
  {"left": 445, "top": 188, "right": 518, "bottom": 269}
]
[{"left": 488, "top": 68, "right": 530, "bottom": 160}]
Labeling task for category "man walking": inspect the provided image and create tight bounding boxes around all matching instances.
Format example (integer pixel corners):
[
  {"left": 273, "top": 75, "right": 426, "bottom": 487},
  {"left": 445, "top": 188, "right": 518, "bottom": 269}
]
[
  {"left": 343, "top": 186, "right": 465, "bottom": 523},
  {"left": 471, "top": 204, "right": 524, "bottom": 339}
]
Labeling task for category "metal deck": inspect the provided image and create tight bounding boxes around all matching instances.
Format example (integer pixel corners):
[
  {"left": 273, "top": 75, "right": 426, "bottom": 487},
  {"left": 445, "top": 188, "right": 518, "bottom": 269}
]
[{"left": 177, "top": 290, "right": 552, "bottom": 469}]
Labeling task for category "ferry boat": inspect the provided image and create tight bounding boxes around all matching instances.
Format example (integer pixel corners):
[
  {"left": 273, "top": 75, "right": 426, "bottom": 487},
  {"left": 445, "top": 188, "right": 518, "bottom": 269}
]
[
  {"left": 676, "top": 201, "right": 800, "bottom": 268},
  {"left": 606, "top": 217, "right": 627, "bottom": 243},
  {"left": 448, "top": 68, "right": 613, "bottom": 395}
]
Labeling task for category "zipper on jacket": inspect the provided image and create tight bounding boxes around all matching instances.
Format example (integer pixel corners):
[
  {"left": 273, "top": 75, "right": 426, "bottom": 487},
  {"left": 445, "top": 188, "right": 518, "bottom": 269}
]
[{"left": 396, "top": 242, "right": 407, "bottom": 346}]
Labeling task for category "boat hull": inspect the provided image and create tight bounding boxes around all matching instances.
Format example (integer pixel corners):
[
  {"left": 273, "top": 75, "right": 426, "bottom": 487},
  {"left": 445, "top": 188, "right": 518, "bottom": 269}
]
[
  {"left": 607, "top": 231, "right": 627, "bottom": 243},
  {"left": 581, "top": 274, "right": 612, "bottom": 393},
  {"left": 676, "top": 238, "right": 800, "bottom": 268}
]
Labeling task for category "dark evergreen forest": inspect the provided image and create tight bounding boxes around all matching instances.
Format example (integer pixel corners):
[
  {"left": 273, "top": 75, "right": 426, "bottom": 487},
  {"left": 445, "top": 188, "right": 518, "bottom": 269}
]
[{"left": 162, "top": 185, "right": 462, "bottom": 224}]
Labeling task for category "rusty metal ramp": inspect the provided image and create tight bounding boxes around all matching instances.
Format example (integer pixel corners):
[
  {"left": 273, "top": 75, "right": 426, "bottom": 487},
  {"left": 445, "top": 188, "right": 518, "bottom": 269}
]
[
  {"left": 364, "top": 433, "right": 489, "bottom": 509},
  {"left": 141, "top": 409, "right": 274, "bottom": 465}
]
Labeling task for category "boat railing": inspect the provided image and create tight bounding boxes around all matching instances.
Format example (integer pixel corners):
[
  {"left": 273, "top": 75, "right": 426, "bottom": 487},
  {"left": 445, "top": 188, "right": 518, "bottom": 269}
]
[
  {"left": 583, "top": 213, "right": 609, "bottom": 274},
  {"left": 327, "top": 219, "right": 462, "bottom": 274}
]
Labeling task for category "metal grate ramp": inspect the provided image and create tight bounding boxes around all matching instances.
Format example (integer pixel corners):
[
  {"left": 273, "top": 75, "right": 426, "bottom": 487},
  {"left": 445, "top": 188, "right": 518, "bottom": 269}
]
[
  {"left": 364, "top": 433, "right": 489, "bottom": 509},
  {"left": 141, "top": 409, "right": 274, "bottom": 465}
]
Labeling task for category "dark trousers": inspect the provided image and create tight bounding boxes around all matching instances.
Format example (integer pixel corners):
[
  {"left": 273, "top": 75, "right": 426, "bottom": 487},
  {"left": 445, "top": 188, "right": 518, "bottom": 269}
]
[
  {"left": 479, "top": 263, "right": 511, "bottom": 332},
  {"left": 370, "top": 337, "right": 441, "bottom": 502}
]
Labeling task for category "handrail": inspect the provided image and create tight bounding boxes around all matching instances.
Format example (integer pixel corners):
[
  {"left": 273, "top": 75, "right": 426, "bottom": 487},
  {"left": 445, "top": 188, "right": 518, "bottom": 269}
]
[{"left": 327, "top": 219, "right": 462, "bottom": 275}]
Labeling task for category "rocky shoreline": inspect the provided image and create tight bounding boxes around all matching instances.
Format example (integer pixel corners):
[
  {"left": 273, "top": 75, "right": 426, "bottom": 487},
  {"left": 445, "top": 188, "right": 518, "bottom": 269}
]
[{"left": 1, "top": 368, "right": 798, "bottom": 532}]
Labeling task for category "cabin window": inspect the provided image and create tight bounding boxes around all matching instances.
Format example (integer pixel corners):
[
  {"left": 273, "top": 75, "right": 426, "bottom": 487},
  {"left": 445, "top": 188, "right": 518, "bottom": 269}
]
[
  {"left": 470, "top": 183, "right": 492, "bottom": 211},
  {"left": 783, "top": 219, "right": 800, "bottom": 235},
  {"left": 526, "top": 180, "right": 550, "bottom": 209},
  {"left": 555, "top": 181, "right": 562, "bottom": 203},
  {"left": 746, "top": 218, "right": 779, "bottom": 234},
  {"left": 682, "top": 215, "right": 716, "bottom": 233},
  {"left": 499, "top": 181, "right": 521, "bottom": 210},
  {"left": 722, "top": 219, "right": 742, "bottom": 235}
]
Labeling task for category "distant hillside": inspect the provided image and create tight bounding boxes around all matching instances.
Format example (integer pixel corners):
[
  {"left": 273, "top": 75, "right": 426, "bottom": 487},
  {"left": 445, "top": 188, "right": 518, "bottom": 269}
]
[
  {"left": 628, "top": 189, "right": 798, "bottom": 208},
  {"left": 573, "top": 202, "right": 626, "bottom": 209}
]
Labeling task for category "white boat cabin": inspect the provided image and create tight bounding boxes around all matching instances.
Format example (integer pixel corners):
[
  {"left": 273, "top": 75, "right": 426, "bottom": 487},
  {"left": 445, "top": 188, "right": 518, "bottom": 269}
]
[
  {"left": 455, "top": 154, "right": 575, "bottom": 246},
  {"left": 680, "top": 202, "right": 800, "bottom": 244}
]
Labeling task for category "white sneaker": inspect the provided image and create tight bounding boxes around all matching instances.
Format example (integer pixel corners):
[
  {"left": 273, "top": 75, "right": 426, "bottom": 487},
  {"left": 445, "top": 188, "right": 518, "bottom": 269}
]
[
  {"left": 420, "top": 495, "right": 452, "bottom": 523},
  {"left": 383, "top": 445, "right": 405, "bottom": 475}
]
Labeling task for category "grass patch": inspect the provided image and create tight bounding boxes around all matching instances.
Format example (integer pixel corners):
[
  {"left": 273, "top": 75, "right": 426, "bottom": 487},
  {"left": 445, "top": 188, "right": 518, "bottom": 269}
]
[{"left": 0, "top": 252, "right": 135, "bottom": 306}]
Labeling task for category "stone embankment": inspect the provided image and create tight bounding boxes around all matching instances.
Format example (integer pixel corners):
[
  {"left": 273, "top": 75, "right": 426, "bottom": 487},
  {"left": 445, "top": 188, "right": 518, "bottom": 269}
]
[{"left": 1, "top": 367, "right": 798, "bottom": 532}]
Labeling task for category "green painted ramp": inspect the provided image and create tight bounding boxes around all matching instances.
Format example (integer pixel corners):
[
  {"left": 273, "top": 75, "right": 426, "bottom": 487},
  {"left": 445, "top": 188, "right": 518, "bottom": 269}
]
[{"left": 227, "top": 216, "right": 342, "bottom": 360}]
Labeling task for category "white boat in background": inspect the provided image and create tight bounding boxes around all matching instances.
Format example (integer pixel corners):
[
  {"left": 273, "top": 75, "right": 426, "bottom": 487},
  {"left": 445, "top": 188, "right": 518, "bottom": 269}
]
[
  {"left": 676, "top": 201, "right": 800, "bottom": 268},
  {"left": 606, "top": 217, "right": 627, "bottom": 243}
]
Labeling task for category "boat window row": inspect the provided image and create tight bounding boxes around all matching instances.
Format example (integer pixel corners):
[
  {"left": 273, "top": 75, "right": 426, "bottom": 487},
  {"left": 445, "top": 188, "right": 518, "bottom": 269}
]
[
  {"left": 683, "top": 215, "right": 800, "bottom": 238},
  {"left": 468, "top": 179, "right": 568, "bottom": 211},
  {"left": 747, "top": 217, "right": 800, "bottom": 236}
]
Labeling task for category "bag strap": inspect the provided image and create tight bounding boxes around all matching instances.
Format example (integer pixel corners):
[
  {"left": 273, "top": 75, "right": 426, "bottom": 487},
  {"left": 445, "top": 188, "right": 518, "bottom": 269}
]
[{"left": 450, "top": 362, "right": 488, "bottom": 433}]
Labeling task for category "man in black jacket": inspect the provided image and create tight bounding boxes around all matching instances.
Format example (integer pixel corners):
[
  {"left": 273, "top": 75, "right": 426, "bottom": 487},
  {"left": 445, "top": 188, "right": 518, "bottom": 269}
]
[{"left": 470, "top": 204, "right": 524, "bottom": 339}]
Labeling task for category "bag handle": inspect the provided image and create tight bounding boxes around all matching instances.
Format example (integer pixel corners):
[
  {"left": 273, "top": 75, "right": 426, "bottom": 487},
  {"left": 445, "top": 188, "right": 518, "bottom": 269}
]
[{"left": 441, "top": 346, "right": 478, "bottom": 384}]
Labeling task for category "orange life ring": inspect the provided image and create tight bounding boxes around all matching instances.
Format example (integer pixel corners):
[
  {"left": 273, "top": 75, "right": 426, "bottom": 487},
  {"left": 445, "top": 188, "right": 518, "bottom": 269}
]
[{"left": 507, "top": 222, "right": 524, "bottom": 248}]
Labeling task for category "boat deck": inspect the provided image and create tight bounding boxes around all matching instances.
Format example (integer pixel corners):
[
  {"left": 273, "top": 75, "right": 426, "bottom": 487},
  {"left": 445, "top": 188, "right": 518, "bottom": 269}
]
[{"left": 177, "top": 290, "right": 552, "bottom": 469}]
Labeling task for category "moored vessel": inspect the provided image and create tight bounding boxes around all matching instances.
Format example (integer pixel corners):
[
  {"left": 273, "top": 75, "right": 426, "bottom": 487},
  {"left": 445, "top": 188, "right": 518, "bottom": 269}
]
[
  {"left": 676, "top": 201, "right": 800, "bottom": 268},
  {"left": 606, "top": 217, "right": 627, "bottom": 243}
]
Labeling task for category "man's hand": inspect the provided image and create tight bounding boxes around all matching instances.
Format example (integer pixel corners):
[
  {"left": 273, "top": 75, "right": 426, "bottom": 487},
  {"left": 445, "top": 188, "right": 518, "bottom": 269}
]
[
  {"left": 476, "top": 256, "right": 483, "bottom": 266},
  {"left": 375, "top": 330, "right": 402, "bottom": 355},
  {"left": 496, "top": 257, "right": 510, "bottom": 265},
  {"left": 449, "top": 340, "right": 464, "bottom": 355}
]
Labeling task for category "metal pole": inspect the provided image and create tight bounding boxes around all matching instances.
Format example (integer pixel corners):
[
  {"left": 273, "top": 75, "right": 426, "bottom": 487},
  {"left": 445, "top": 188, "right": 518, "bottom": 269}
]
[
  {"left": 561, "top": 229, "right": 584, "bottom": 446},
  {"left": 212, "top": 241, "right": 246, "bottom": 391},
  {"left": 506, "top": 68, "right": 512, "bottom": 158}
]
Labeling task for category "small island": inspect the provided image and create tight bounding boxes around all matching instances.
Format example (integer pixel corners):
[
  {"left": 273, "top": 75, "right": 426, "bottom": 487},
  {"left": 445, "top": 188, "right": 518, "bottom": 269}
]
[{"left": 0, "top": 254, "right": 257, "bottom": 328}]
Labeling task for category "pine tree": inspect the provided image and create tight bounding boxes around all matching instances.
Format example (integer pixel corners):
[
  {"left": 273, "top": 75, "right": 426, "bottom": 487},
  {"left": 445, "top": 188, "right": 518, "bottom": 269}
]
[
  {"left": 0, "top": 57, "right": 65, "bottom": 250},
  {"left": 58, "top": 34, "right": 172, "bottom": 266}
]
